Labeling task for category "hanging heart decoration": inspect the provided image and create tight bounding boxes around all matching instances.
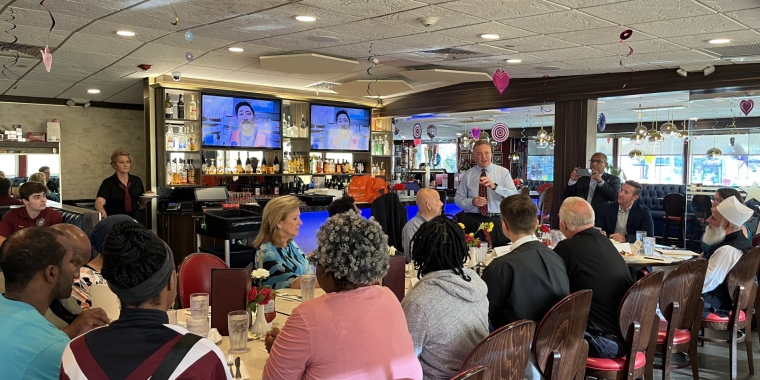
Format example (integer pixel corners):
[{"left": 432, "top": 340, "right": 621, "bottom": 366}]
[
  {"left": 597, "top": 113, "right": 606, "bottom": 132},
  {"left": 471, "top": 128, "right": 481, "bottom": 140},
  {"left": 413, "top": 123, "right": 422, "bottom": 139},
  {"left": 427, "top": 124, "right": 437, "bottom": 139},
  {"left": 491, "top": 123, "right": 509, "bottom": 142},
  {"left": 41, "top": 45, "right": 52, "bottom": 72},
  {"left": 740, "top": 99, "right": 754, "bottom": 116},
  {"left": 492, "top": 69, "right": 510, "bottom": 96}
]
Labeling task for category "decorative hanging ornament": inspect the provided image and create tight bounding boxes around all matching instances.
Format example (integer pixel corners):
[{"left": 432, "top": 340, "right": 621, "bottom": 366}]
[
  {"left": 536, "top": 126, "right": 548, "bottom": 140},
  {"left": 620, "top": 29, "right": 633, "bottom": 40},
  {"left": 634, "top": 124, "right": 647, "bottom": 135},
  {"left": 492, "top": 69, "right": 510, "bottom": 96},
  {"left": 184, "top": 31, "right": 194, "bottom": 42},
  {"left": 628, "top": 149, "right": 643, "bottom": 161},
  {"left": 426, "top": 124, "right": 437, "bottom": 139},
  {"left": 660, "top": 121, "right": 678, "bottom": 136},
  {"left": 740, "top": 99, "right": 754, "bottom": 116},
  {"left": 413, "top": 123, "right": 422, "bottom": 139},
  {"left": 41, "top": 45, "right": 52, "bottom": 72},
  {"left": 648, "top": 131, "right": 664, "bottom": 147},
  {"left": 536, "top": 136, "right": 548, "bottom": 148},
  {"left": 491, "top": 123, "right": 509, "bottom": 142},
  {"left": 706, "top": 147, "right": 722, "bottom": 160},
  {"left": 185, "top": 52, "right": 194, "bottom": 62},
  {"left": 677, "top": 130, "right": 689, "bottom": 141},
  {"left": 509, "top": 151, "right": 521, "bottom": 162},
  {"left": 630, "top": 133, "right": 645, "bottom": 146},
  {"left": 471, "top": 128, "right": 481, "bottom": 140},
  {"left": 597, "top": 113, "right": 606, "bottom": 132}
]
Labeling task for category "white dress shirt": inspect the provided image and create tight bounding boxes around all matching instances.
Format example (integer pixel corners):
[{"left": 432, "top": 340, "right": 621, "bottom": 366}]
[
  {"left": 455, "top": 164, "right": 518, "bottom": 214},
  {"left": 508, "top": 234, "right": 538, "bottom": 252},
  {"left": 702, "top": 245, "right": 743, "bottom": 293},
  {"left": 568, "top": 177, "right": 605, "bottom": 203}
]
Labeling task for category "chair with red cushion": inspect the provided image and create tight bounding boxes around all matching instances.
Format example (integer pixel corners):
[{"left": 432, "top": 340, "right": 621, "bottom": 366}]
[
  {"left": 460, "top": 319, "right": 535, "bottom": 380},
  {"left": 662, "top": 193, "right": 687, "bottom": 245},
  {"left": 537, "top": 183, "right": 553, "bottom": 194},
  {"left": 585, "top": 270, "right": 664, "bottom": 380},
  {"left": 645, "top": 258, "right": 708, "bottom": 380},
  {"left": 753, "top": 233, "right": 760, "bottom": 248},
  {"left": 698, "top": 248, "right": 760, "bottom": 379},
  {"left": 178, "top": 252, "right": 228, "bottom": 308},
  {"left": 533, "top": 290, "right": 593, "bottom": 380},
  {"left": 449, "top": 366, "right": 486, "bottom": 380}
]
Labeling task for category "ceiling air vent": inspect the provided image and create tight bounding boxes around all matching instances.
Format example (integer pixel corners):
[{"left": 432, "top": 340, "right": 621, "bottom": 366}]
[
  {"left": 414, "top": 47, "right": 486, "bottom": 61},
  {"left": 704, "top": 43, "right": 760, "bottom": 58},
  {"left": 0, "top": 42, "right": 53, "bottom": 58}
]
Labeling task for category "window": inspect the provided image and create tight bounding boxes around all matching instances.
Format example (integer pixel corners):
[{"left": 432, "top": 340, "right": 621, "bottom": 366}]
[
  {"left": 596, "top": 137, "right": 614, "bottom": 158},
  {"left": 690, "top": 132, "right": 760, "bottom": 186},
  {"left": 416, "top": 143, "right": 457, "bottom": 173},
  {"left": 26, "top": 154, "right": 60, "bottom": 176},
  {"left": 618, "top": 135, "right": 684, "bottom": 184},
  {"left": 0, "top": 155, "right": 17, "bottom": 177},
  {"left": 526, "top": 140, "right": 554, "bottom": 181}
]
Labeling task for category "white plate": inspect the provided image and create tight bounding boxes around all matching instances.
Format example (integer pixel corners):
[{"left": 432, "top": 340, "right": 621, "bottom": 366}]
[{"left": 140, "top": 193, "right": 159, "bottom": 198}]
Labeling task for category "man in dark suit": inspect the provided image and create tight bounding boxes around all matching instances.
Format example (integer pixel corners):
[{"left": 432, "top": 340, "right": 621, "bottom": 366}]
[
  {"left": 563, "top": 152, "right": 621, "bottom": 217},
  {"left": 596, "top": 180, "right": 654, "bottom": 243},
  {"left": 554, "top": 197, "right": 634, "bottom": 359}
]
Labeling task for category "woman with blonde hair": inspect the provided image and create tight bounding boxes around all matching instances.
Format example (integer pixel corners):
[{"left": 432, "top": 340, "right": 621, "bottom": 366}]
[
  {"left": 29, "top": 172, "right": 60, "bottom": 202},
  {"left": 254, "top": 195, "right": 311, "bottom": 289},
  {"left": 94, "top": 148, "right": 149, "bottom": 221}
]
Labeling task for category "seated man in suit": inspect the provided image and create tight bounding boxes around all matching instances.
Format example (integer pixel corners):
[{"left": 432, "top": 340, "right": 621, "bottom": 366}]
[
  {"left": 700, "top": 196, "right": 754, "bottom": 318},
  {"left": 554, "top": 197, "right": 634, "bottom": 359},
  {"left": 563, "top": 152, "right": 621, "bottom": 217},
  {"left": 596, "top": 180, "right": 654, "bottom": 243}
]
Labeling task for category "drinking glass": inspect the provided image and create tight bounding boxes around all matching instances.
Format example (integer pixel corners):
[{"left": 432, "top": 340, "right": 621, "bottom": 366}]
[
  {"left": 189, "top": 293, "right": 209, "bottom": 318},
  {"left": 186, "top": 316, "right": 209, "bottom": 338},
  {"left": 300, "top": 273, "right": 317, "bottom": 302},
  {"left": 643, "top": 237, "right": 656, "bottom": 256},
  {"left": 166, "top": 309, "right": 177, "bottom": 325},
  {"left": 636, "top": 230, "right": 647, "bottom": 242},
  {"left": 228, "top": 311, "right": 249, "bottom": 354}
]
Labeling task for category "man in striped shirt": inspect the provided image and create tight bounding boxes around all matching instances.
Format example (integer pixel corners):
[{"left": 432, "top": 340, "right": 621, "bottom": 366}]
[{"left": 60, "top": 222, "right": 230, "bottom": 380}]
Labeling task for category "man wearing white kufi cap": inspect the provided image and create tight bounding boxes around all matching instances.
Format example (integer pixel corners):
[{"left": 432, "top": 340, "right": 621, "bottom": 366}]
[{"left": 701, "top": 196, "right": 755, "bottom": 318}]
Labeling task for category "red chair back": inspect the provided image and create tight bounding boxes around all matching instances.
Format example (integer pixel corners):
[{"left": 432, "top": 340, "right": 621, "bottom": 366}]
[
  {"left": 178, "top": 253, "right": 228, "bottom": 308},
  {"left": 752, "top": 234, "right": 760, "bottom": 248},
  {"left": 460, "top": 319, "right": 535, "bottom": 380},
  {"left": 537, "top": 183, "right": 553, "bottom": 194}
]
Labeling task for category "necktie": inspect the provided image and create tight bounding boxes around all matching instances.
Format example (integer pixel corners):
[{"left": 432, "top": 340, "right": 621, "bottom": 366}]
[{"left": 479, "top": 169, "right": 488, "bottom": 216}]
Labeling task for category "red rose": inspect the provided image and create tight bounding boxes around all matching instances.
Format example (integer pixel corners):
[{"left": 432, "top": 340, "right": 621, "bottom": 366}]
[
  {"left": 540, "top": 225, "right": 550, "bottom": 233},
  {"left": 259, "top": 287, "right": 272, "bottom": 304},
  {"left": 247, "top": 286, "right": 258, "bottom": 303}
]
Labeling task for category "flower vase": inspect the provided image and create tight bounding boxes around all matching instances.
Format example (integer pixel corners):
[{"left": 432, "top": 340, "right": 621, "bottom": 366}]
[
  {"left": 468, "top": 247, "right": 477, "bottom": 266},
  {"left": 249, "top": 304, "right": 268, "bottom": 340}
]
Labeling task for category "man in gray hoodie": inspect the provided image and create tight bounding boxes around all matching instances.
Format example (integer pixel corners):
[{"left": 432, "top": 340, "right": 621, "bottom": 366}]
[{"left": 401, "top": 216, "right": 489, "bottom": 380}]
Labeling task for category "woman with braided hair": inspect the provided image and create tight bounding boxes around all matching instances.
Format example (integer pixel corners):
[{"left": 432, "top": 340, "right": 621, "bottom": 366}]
[
  {"left": 60, "top": 222, "right": 231, "bottom": 379},
  {"left": 401, "top": 215, "right": 488, "bottom": 380}
]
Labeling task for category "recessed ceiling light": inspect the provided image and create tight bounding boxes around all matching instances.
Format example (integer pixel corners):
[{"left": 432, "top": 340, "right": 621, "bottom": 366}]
[
  {"left": 480, "top": 33, "right": 500, "bottom": 40},
  {"left": 295, "top": 15, "right": 317, "bottom": 22},
  {"left": 708, "top": 38, "right": 731, "bottom": 44},
  {"left": 87, "top": 89, "right": 100, "bottom": 94},
  {"left": 116, "top": 30, "right": 136, "bottom": 37},
  {"left": 597, "top": 101, "right": 605, "bottom": 104},
  {"left": 506, "top": 59, "right": 522, "bottom": 64},
  {"left": 228, "top": 47, "right": 244, "bottom": 52}
]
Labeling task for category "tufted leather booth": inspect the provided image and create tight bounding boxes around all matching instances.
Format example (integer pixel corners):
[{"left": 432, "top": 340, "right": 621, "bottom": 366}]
[
  {"left": 524, "top": 180, "right": 551, "bottom": 191},
  {"left": 0, "top": 205, "right": 100, "bottom": 235},
  {"left": 638, "top": 184, "right": 686, "bottom": 237}
]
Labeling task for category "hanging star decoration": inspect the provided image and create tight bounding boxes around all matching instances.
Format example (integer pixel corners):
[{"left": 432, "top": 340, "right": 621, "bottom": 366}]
[
  {"left": 185, "top": 52, "right": 194, "bottom": 62},
  {"left": 743, "top": 181, "right": 760, "bottom": 203},
  {"left": 184, "top": 31, "right": 194, "bottom": 42}
]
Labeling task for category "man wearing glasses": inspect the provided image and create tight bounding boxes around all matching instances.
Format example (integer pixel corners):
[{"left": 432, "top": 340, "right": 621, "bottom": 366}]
[{"left": 564, "top": 152, "right": 621, "bottom": 217}]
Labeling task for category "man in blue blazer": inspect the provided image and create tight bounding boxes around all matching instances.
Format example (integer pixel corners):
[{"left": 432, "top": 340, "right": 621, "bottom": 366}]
[{"left": 596, "top": 180, "right": 654, "bottom": 243}]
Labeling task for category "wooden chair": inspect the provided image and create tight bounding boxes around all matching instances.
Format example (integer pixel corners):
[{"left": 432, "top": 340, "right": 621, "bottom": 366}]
[
  {"left": 450, "top": 366, "right": 486, "bottom": 380},
  {"left": 382, "top": 255, "right": 407, "bottom": 302},
  {"left": 645, "top": 259, "right": 708, "bottom": 380},
  {"left": 585, "top": 271, "right": 664, "bottom": 380},
  {"left": 698, "top": 248, "right": 760, "bottom": 379},
  {"left": 533, "top": 289, "right": 593, "bottom": 380},
  {"left": 460, "top": 319, "right": 535, "bottom": 380}
]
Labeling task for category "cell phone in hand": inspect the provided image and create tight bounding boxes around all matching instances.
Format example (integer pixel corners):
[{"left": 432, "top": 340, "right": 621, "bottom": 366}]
[{"left": 577, "top": 168, "right": 593, "bottom": 177}]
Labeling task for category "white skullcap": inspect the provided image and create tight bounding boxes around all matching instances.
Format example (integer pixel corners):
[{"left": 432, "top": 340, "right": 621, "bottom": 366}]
[{"left": 716, "top": 196, "right": 753, "bottom": 227}]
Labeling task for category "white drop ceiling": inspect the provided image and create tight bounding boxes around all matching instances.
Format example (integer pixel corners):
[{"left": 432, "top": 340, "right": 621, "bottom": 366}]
[{"left": 0, "top": 0, "right": 757, "bottom": 108}]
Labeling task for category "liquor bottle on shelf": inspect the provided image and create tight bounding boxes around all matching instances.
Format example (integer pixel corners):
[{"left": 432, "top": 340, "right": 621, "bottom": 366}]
[
  {"left": 179, "top": 159, "right": 188, "bottom": 184},
  {"left": 300, "top": 114, "right": 308, "bottom": 138},
  {"left": 282, "top": 113, "right": 289, "bottom": 137},
  {"left": 273, "top": 181, "right": 280, "bottom": 195},
  {"left": 282, "top": 152, "right": 290, "bottom": 174},
  {"left": 201, "top": 153, "right": 207, "bottom": 175},
  {"left": 261, "top": 156, "right": 268, "bottom": 174},
  {"left": 176, "top": 127, "right": 187, "bottom": 151},
  {"left": 273, "top": 155, "right": 280, "bottom": 173},
  {"left": 172, "top": 159, "right": 180, "bottom": 184},
  {"left": 188, "top": 125, "right": 197, "bottom": 151},
  {"left": 188, "top": 95, "right": 197, "bottom": 120},
  {"left": 165, "top": 94, "right": 173, "bottom": 119},
  {"left": 165, "top": 125, "right": 174, "bottom": 150},
  {"left": 309, "top": 155, "right": 315, "bottom": 174},
  {"left": 188, "top": 159, "right": 195, "bottom": 184},
  {"left": 177, "top": 95, "right": 185, "bottom": 119},
  {"left": 235, "top": 153, "right": 243, "bottom": 174},
  {"left": 345, "top": 160, "right": 352, "bottom": 174},
  {"left": 245, "top": 153, "right": 253, "bottom": 174},
  {"left": 383, "top": 139, "right": 390, "bottom": 155},
  {"left": 336, "top": 160, "right": 342, "bottom": 174},
  {"left": 253, "top": 179, "right": 261, "bottom": 196},
  {"left": 166, "top": 159, "right": 172, "bottom": 185}
]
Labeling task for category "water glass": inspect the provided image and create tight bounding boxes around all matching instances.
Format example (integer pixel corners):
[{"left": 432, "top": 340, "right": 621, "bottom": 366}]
[
  {"left": 643, "top": 237, "right": 656, "bottom": 256},
  {"left": 186, "top": 316, "right": 209, "bottom": 338},
  {"left": 300, "top": 273, "right": 317, "bottom": 302},
  {"left": 189, "top": 293, "right": 209, "bottom": 318},
  {"left": 228, "top": 311, "right": 249, "bottom": 354},
  {"left": 636, "top": 230, "right": 647, "bottom": 242},
  {"left": 166, "top": 309, "right": 177, "bottom": 325}
]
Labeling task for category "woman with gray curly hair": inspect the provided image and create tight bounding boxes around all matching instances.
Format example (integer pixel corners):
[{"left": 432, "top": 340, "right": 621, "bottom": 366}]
[{"left": 262, "top": 212, "right": 422, "bottom": 380}]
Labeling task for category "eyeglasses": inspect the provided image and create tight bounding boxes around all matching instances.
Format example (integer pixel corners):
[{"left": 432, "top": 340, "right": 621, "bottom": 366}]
[{"left": 589, "top": 159, "right": 605, "bottom": 164}]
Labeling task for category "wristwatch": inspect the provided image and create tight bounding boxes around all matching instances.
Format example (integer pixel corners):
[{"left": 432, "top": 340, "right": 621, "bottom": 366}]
[{"left": 491, "top": 183, "right": 498, "bottom": 190}]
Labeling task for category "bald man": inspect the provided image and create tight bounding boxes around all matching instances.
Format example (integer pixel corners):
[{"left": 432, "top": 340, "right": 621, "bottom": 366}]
[{"left": 402, "top": 188, "right": 443, "bottom": 262}]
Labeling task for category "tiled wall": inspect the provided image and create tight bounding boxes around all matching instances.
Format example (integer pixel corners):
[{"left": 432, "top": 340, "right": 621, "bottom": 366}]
[{"left": 0, "top": 103, "right": 145, "bottom": 200}]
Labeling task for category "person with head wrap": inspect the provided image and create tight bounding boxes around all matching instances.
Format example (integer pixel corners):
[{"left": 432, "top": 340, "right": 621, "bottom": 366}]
[
  {"left": 60, "top": 222, "right": 230, "bottom": 379},
  {"left": 262, "top": 212, "right": 422, "bottom": 380},
  {"left": 701, "top": 196, "right": 755, "bottom": 318}
]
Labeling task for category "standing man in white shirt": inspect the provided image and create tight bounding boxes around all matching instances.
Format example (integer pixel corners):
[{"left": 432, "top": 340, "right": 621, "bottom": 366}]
[
  {"left": 455, "top": 140, "right": 518, "bottom": 247},
  {"left": 700, "top": 196, "right": 754, "bottom": 318}
]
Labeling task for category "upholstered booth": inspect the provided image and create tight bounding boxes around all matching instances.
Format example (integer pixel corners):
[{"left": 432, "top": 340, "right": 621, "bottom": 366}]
[
  {"left": 0, "top": 204, "right": 100, "bottom": 235},
  {"left": 638, "top": 184, "right": 687, "bottom": 237},
  {"left": 524, "top": 180, "right": 551, "bottom": 191}
]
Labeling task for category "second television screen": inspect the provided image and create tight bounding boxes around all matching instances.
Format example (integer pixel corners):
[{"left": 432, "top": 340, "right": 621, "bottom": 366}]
[
  {"left": 201, "top": 94, "right": 281, "bottom": 149},
  {"left": 310, "top": 105, "right": 370, "bottom": 151}
]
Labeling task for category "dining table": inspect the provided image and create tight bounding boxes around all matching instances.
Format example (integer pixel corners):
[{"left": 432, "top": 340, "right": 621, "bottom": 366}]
[{"left": 178, "top": 288, "right": 326, "bottom": 380}]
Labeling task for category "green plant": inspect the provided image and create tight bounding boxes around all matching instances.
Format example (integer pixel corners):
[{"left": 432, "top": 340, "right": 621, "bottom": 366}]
[{"left": 608, "top": 166, "right": 626, "bottom": 181}]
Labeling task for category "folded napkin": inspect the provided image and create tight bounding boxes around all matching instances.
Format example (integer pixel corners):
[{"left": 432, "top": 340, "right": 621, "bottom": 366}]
[
  {"left": 208, "top": 328, "right": 222, "bottom": 344},
  {"left": 238, "top": 361, "right": 251, "bottom": 380}
]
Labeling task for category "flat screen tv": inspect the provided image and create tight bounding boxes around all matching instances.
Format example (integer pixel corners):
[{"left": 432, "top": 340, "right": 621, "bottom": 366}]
[
  {"left": 201, "top": 94, "right": 281, "bottom": 149},
  {"left": 310, "top": 104, "right": 370, "bottom": 152}
]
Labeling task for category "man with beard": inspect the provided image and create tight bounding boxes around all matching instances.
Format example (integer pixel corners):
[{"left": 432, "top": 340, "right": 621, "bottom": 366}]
[
  {"left": 0, "top": 227, "right": 78, "bottom": 379},
  {"left": 701, "top": 196, "right": 754, "bottom": 318}
]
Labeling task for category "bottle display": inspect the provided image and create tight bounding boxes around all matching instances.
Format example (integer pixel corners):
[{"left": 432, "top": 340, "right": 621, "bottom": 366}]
[
  {"left": 235, "top": 153, "right": 243, "bottom": 174},
  {"left": 165, "top": 95, "right": 173, "bottom": 119},
  {"left": 177, "top": 95, "right": 185, "bottom": 119},
  {"left": 165, "top": 125, "right": 174, "bottom": 150},
  {"left": 273, "top": 155, "right": 280, "bottom": 173},
  {"left": 188, "top": 125, "right": 197, "bottom": 151},
  {"left": 188, "top": 95, "right": 197, "bottom": 120},
  {"left": 245, "top": 153, "right": 252, "bottom": 174},
  {"left": 166, "top": 159, "right": 172, "bottom": 185}
]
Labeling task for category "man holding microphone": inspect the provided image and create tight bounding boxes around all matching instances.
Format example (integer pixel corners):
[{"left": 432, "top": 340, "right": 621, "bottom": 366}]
[{"left": 455, "top": 140, "right": 518, "bottom": 247}]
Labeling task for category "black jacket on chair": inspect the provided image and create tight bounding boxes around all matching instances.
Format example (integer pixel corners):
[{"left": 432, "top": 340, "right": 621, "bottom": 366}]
[
  {"left": 596, "top": 201, "right": 654, "bottom": 243},
  {"left": 370, "top": 192, "right": 407, "bottom": 252},
  {"left": 563, "top": 173, "right": 622, "bottom": 216}
]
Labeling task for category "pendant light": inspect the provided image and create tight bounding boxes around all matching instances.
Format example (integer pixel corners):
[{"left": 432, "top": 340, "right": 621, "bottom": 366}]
[
  {"left": 706, "top": 123, "right": 721, "bottom": 160},
  {"left": 509, "top": 151, "right": 521, "bottom": 162},
  {"left": 660, "top": 108, "right": 678, "bottom": 136},
  {"left": 628, "top": 149, "right": 643, "bottom": 161},
  {"left": 547, "top": 121, "right": 555, "bottom": 149},
  {"left": 459, "top": 126, "right": 473, "bottom": 152},
  {"left": 647, "top": 110, "right": 664, "bottom": 147},
  {"left": 630, "top": 133, "right": 645, "bottom": 146}
]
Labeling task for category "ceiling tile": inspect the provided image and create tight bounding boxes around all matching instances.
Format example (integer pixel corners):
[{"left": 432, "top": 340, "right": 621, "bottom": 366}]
[
  {"left": 549, "top": 26, "right": 656, "bottom": 45},
  {"left": 547, "top": 0, "right": 626, "bottom": 8},
  {"left": 176, "top": 66, "right": 234, "bottom": 80},
  {"left": 22, "top": 70, "right": 89, "bottom": 84},
  {"left": 63, "top": 33, "right": 144, "bottom": 57},
  {"left": 693, "top": 0, "right": 760, "bottom": 12},
  {"left": 27, "top": 62, "right": 105, "bottom": 78},
  {"left": 252, "top": 35, "right": 350, "bottom": 52},
  {"left": 666, "top": 29, "right": 760, "bottom": 49},
  {"left": 434, "top": 22, "right": 535, "bottom": 43},
  {"left": 5, "top": 81, "right": 75, "bottom": 97},
  {"left": 110, "top": 57, "right": 184, "bottom": 75},
  {"left": 225, "top": 4, "right": 362, "bottom": 34},
  {"left": 582, "top": 0, "right": 714, "bottom": 25},
  {"left": 78, "top": 21, "right": 169, "bottom": 42},
  {"left": 725, "top": 9, "right": 760, "bottom": 29},
  {"left": 383, "top": 33, "right": 473, "bottom": 50},
  {"left": 323, "top": 20, "right": 422, "bottom": 40},
  {"left": 503, "top": 10, "right": 616, "bottom": 34},
  {"left": 212, "top": 43, "right": 288, "bottom": 59},
  {"left": 12, "top": 0, "right": 130, "bottom": 18},
  {"left": 310, "top": 41, "right": 415, "bottom": 59},
  {"left": 458, "top": 43, "right": 518, "bottom": 55},
  {"left": 187, "top": 24, "right": 274, "bottom": 42},
  {"left": 629, "top": 50, "right": 720, "bottom": 64},
  {"left": 180, "top": 0, "right": 293, "bottom": 14},
  {"left": 631, "top": 14, "right": 748, "bottom": 38},
  {"left": 12, "top": 8, "right": 91, "bottom": 32},
  {"left": 52, "top": 49, "right": 122, "bottom": 67},
  {"left": 591, "top": 38, "right": 690, "bottom": 54},
  {"left": 186, "top": 52, "right": 256, "bottom": 70},
  {"left": 527, "top": 46, "right": 616, "bottom": 60},
  {"left": 85, "top": 68, "right": 143, "bottom": 80},
  {"left": 76, "top": 77, "right": 142, "bottom": 88},
  {"left": 564, "top": 56, "right": 662, "bottom": 70},
  {"left": 153, "top": 33, "right": 236, "bottom": 52},
  {"left": 375, "top": 5, "right": 486, "bottom": 31},
  {"left": 103, "top": 82, "right": 144, "bottom": 104},
  {"left": 301, "top": 0, "right": 428, "bottom": 18},
  {"left": 285, "top": 29, "right": 367, "bottom": 45},
  {"left": 56, "top": 83, "right": 131, "bottom": 100},
  {"left": 237, "top": 61, "right": 290, "bottom": 76},
  {"left": 10, "top": 25, "right": 69, "bottom": 49},
  {"left": 486, "top": 34, "right": 578, "bottom": 52},
  {"left": 0, "top": 79, "right": 16, "bottom": 94},
  {"left": 437, "top": 0, "right": 568, "bottom": 21}
]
